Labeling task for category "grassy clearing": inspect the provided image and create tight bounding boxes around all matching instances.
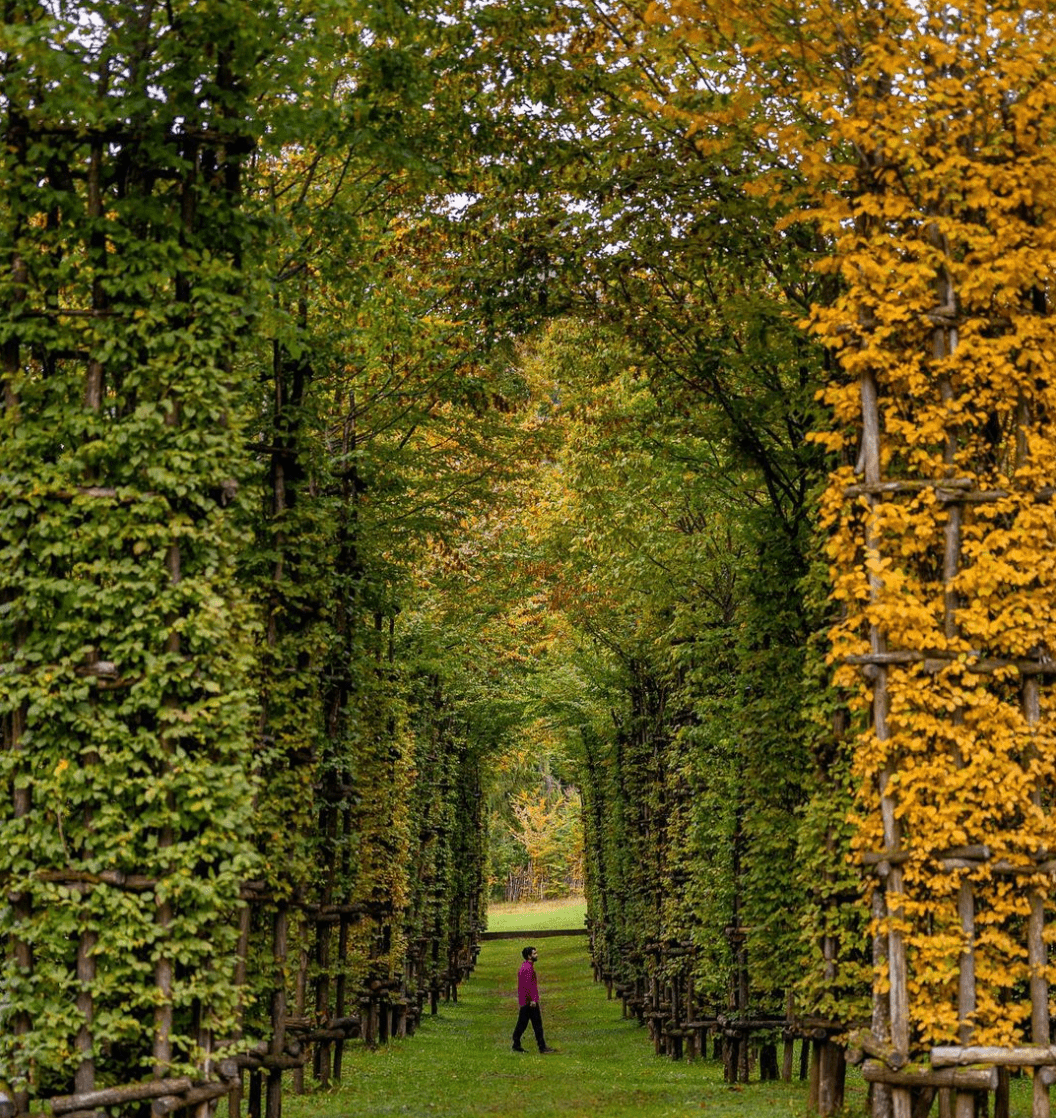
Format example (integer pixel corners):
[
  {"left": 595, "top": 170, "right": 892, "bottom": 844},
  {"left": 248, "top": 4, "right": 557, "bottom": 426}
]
[
  {"left": 243, "top": 901, "right": 1051, "bottom": 1118},
  {"left": 276, "top": 901, "right": 869, "bottom": 1118},
  {"left": 222, "top": 903, "right": 1037, "bottom": 1113},
  {"left": 484, "top": 897, "right": 587, "bottom": 933},
  {"left": 263, "top": 901, "right": 1038, "bottom": 1117}
]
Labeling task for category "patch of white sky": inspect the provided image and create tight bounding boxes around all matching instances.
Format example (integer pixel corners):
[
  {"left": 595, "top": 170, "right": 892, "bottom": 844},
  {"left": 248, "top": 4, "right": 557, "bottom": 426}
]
[
  {"left": 431, "top": 0, "right": 648, "bottom": 248},
  {"left": 439, "top": 12, "right": 743, "bottom": 264},
  {"left": 41, "top": 0, "right": 103, "bottom": 42},
  {"left": 31, "top": 1, "right": 315, "bottom": 124},
  {"left": 34, "top": 2, "right": 178, "bottom": 107}
]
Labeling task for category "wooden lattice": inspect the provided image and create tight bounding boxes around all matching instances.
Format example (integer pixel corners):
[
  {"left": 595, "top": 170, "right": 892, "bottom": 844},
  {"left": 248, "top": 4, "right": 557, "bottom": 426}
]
[
  {"left": 831, "top": 237, "right": 1056, "bottom": 1118},
  {"left": 849, "top": 382, "right": 1055, "bottom": 1118},
  {"left": 1, "top": 9, "right": 493, "bottom": 1118}
]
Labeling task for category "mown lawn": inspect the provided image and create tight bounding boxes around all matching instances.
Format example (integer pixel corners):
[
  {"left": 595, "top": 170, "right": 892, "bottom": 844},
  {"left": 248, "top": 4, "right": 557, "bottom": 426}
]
[
  {"left": 276, "top": 899, "right": 873, "bottom": 1118},
  {"left": 228, "top": 899, "right": 1043, "bottom": 1118},
  {"left": 484, "top": 896, "right": 588, "bottom": 934}
]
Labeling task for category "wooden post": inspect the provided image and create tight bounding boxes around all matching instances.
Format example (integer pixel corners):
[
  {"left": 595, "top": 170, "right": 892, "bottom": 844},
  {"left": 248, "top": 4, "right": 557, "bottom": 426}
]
[
  {"left": 861, "top": 368, "right": 910, "bottom": 1118},
  {"left": 192, "top": 998, "right": 214, "bottom": 1118},
  {"left": 871, "top": 885, "right": 893, "bottom": 1118},
  {"left": 783, "top": 1032, "right": 795, "bottom": 1082},
  {"left": 820, "top": 871, "right": 845, "bottom": 1112},
  {"left": 809, "top": 1037, "right": 822, "bottom": 1114},
  {"left": 292, "top": 942, "right": 308, "bottom": 1095},
  {"left": 266, "top": 906, "right": 288, "bottom": 1118},
  {"left": 248, "top": 1070, "right": 262, "bottom": 1118},
  {"left": 313, "top": 915, "right": 332, "bottom": 1087},
  {"left": 820, "top": 1042, "right": 846, "bottom": 1115},
  {"left": 1, "top": 534, "right": 28, "bottom": 1071},
  {"left": 994, "top": 1069, "right": 1009, "bottom": 1118},
  {"left": 1, "top": 114, "right": 29, "bottom": 1110},
  {"left": 781, "top": 988, "right": 795, "bottom": 1081},
  {"left": 955, "top": 876, "right": 978, "bottom": 1118},
  {"left": 152, "top": 480, "right": 186, "bottom": 1096},
  {"left": 74, "top": 166, "right": 108, "bottom": 1104},
  {"left": 227, "top": 903, "right": 253, "bottom": 1118},
  {"left": 153, "top": 863, "right": 176, "bottom": 1080},
  {"left": 10, "top": 703, "right": 32, "bottom": 1118},
  {"left": 1021, "top": 675, "right": 1052, "bottom": 1118},
  {"left": 935, "top": 262, "right": 977, "bottom": 1117},
  {"left": 333, "top": 915, "right": 349, "bottom": 1083},
  {"left": 75, "top": 926, "right": 97, "bottom": 1097},
  {"left": 724, "top": 1034, "right": 738, "bottom": 1083}
]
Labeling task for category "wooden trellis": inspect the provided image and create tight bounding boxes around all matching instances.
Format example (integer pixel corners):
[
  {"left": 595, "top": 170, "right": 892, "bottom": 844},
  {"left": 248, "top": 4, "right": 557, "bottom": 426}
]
[
  {"left": 598, "top": 926, "right": 849, "bottom": 1110},
  {"left": 1, "top": 9, "right": 494, "bottom": 1115},
  {"left": 583, "top": 690, "right": 855, "bottom": 1115},
  {"left": 839, "top": 270, "right": 1056, "bottom": 1118},
  {"left": 1, "top": 876, "right": 483, "bottom": 1118}
]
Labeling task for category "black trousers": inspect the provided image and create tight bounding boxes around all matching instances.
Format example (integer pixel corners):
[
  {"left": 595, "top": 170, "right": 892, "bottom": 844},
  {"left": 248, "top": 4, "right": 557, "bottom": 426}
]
[{"left": 512, "top": 1002, "right": 546, "bottom": 1050}]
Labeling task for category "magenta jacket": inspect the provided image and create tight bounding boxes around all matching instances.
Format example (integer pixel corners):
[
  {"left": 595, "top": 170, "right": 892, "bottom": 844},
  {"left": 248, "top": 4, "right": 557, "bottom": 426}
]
[{"left": 517, "top": 959, "right": 539, "bottom": 1006}]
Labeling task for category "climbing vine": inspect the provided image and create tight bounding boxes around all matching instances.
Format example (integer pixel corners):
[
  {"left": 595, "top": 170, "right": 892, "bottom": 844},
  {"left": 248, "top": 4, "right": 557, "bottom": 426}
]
[
  {"left": 643, "top": 0, "right": 1056, "bottom": 1053},
  {"left": 0, "top": 1, "right": 533, "bottom": 1107},
  {"left": 0, "top": 0, "right": 272, "bottom": 1093},
  {"left": 810, "top": 2, "right": 1056, "bottom": 1047}
]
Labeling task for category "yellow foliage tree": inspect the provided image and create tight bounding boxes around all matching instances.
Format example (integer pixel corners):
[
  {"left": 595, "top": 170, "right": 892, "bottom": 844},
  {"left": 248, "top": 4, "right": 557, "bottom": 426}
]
[
  {"left": 509, "top": 788, "right": 585, "bottom": 899},
  {"left": 643, "top": 0, "right": 1056, "bottom": 1088}
]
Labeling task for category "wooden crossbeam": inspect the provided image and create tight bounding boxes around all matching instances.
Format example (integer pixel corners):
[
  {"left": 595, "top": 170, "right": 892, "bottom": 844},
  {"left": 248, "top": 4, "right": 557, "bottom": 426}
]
[{"left": 932, "top": 1045, "right": 1056, "bottom": 1067}]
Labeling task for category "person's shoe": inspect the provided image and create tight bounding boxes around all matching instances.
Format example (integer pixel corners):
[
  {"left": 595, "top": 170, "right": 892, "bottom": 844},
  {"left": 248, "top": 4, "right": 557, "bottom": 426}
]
[
  {"left": 512, "top": 1044, "right": 526, "bottom": 1052},
  {"left": 539, "top": 1046, "right": 557, "bottom": 1054}
]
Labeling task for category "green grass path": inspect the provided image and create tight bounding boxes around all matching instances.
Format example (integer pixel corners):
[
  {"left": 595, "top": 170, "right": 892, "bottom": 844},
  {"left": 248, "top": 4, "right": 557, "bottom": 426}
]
[{"left": 282, "top": 901, "right": 854, "bottom": 1118}]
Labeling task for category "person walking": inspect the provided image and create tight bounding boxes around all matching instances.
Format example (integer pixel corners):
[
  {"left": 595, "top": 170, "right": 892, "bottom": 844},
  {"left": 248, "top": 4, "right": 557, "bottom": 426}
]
[{"left": 512, "top": 945, "right": 555, "bottom": 1053}]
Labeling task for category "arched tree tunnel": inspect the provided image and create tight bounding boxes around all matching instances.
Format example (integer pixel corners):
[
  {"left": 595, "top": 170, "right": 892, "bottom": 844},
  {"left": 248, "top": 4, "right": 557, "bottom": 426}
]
[{"left": 3, "top": 4, "right": 1056, "bottom": 1118}]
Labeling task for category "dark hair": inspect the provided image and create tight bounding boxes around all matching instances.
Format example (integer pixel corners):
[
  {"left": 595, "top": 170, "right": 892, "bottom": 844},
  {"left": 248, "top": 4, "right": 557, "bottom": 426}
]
[{"left": 521, "top": 945, "right": 535, "bottom": 960}]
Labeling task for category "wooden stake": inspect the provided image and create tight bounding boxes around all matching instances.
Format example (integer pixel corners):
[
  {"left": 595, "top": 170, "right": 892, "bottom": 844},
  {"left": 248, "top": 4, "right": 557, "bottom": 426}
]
[
  {"left": 1037, "top": 1072, "right": 1052, "bottom": 1118},
  {"left": 1021, "top": 377, "right": 1050, "bottom": 1118},
  {"left": 314, "top": 916, "right": 332, "bottom": 1087},
  {"left": 75, "top": 929, "right": 97, "bottom": 1095},
  {"left": 293, "top": 945, "right": 308, "bottom": 1095},
  {"left": 934, "top": 267, "right": 978, "bottom": 1118},
  {"left": 266, "top": 907, "right": 288, "bottom": 1118},
  {"left": 153, "top": 545, "right": 182, "bottom": 1090},
  {"left": 4, "top": 202, "right": 30, "bottom": 1103},
  {"left": 783, "top": 990, "right": 795, "bottom": 1082},
  {"left": 995, "top": 1068, "right": 1010, "bottom": 1118},
  {"left": 248, "top": 1070, "right": 262, "bottom": 1118},
  {"left": 861, "top": 368, "right": 909, "bottom": 1118},
  {"left": 227, "top": 904, "right": 253, "bottom": 1118},
  {"left": 957, "top": 882, "right": 976, "bottom": 1045},
  {"left": 334, "top": 914, "right": 349, "bottom": 1081}
]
